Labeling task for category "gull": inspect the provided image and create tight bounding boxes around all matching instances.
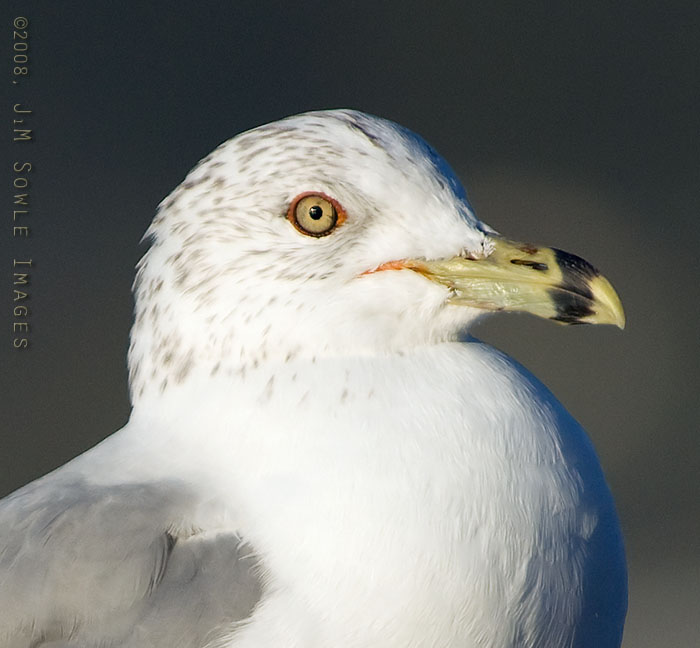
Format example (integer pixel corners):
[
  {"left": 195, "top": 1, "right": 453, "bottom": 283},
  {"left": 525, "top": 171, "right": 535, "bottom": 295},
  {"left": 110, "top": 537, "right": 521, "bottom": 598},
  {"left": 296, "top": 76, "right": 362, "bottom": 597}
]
[{"left": 0, "top": 110, "right": 627, "bottom": 648}]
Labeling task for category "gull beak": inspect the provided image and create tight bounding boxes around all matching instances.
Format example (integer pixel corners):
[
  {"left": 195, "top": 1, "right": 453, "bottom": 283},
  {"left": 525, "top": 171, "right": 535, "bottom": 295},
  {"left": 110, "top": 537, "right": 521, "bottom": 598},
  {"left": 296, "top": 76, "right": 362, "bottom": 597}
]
[{"left": 405, "top": 237, "right": 625, "bottom": 328}]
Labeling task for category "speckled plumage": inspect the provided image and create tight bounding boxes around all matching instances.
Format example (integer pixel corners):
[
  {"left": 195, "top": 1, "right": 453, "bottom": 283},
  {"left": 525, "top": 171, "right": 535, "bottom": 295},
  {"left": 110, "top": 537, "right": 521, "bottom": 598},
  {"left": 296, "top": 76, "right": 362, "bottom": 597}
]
[{"left": 0, "top": 110, "right": 626, "bottom": 648}]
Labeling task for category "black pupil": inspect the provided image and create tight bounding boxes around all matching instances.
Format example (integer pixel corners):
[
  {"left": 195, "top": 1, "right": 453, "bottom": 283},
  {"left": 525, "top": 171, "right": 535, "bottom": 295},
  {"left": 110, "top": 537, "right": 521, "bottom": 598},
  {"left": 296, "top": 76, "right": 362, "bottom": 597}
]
[{"left": 309, "top": 205, "right": 324, "bottom": 220}]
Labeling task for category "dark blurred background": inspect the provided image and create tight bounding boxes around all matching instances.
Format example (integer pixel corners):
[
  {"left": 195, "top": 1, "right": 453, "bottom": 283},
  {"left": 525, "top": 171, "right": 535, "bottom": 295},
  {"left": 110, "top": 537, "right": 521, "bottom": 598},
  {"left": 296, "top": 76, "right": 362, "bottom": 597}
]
[{"left": 2, "top": 2, "right": 698, "bottom": 645}]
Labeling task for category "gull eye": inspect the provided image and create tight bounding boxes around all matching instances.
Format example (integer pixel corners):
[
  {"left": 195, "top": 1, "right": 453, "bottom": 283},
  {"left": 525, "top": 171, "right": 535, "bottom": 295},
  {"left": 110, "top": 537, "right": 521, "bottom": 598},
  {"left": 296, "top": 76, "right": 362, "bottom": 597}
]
[{"left": 288, "top": 192, "right": 345, "bottom": 237}]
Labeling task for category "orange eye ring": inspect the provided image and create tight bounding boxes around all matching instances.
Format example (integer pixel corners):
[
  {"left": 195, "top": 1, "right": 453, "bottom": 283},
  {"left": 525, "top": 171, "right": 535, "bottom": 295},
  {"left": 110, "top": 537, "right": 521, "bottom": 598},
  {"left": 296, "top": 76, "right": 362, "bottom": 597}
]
[{"left": 287, "top": 192, "right": 347, "bottom": 237}]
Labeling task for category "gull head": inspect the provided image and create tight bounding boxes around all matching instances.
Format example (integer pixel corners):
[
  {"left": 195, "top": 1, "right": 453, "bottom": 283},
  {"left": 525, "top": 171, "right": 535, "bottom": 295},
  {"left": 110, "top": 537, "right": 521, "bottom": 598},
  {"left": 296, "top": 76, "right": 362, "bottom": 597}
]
[{"left": 127, "top": 110, "right": 623, "bottom": 403}]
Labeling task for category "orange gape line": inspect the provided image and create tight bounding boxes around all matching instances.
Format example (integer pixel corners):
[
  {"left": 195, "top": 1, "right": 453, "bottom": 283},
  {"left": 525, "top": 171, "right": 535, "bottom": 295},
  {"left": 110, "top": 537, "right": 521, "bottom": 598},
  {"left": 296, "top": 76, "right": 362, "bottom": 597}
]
[{"left": 360, "top": 259, "right": 415, "bottom": 275}]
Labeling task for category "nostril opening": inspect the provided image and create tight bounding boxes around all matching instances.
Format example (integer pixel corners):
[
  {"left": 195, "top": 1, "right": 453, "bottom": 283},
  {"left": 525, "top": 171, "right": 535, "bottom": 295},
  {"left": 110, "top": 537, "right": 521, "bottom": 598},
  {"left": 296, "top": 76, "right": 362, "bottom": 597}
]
[{"left": 510, "top": 259, "right": 549, "bottom": 271}]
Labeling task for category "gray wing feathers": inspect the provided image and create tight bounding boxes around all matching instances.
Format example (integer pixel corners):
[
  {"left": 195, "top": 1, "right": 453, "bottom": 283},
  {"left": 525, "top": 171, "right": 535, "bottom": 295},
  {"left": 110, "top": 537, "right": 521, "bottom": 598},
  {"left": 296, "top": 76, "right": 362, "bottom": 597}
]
[
  {"left": 130, "top": 532, "right": 261, "bottom": 647},
  {"left": 0, "top": 475, "right": 261, "bottom": 647}
]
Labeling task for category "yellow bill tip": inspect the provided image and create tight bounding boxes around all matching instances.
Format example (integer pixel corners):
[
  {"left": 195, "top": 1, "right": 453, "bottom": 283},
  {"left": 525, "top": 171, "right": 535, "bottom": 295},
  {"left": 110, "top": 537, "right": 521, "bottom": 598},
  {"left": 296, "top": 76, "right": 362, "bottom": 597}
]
[{"left": 581, "top": 274, "right": 626, "bottom": 330}]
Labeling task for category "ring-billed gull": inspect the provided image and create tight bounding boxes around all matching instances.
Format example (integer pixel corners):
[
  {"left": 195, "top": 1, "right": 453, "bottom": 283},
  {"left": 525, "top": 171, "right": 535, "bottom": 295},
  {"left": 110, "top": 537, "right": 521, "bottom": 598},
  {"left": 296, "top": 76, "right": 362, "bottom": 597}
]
[{"left": 0, "top": 110, "right": 627, "bottom": 648}]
